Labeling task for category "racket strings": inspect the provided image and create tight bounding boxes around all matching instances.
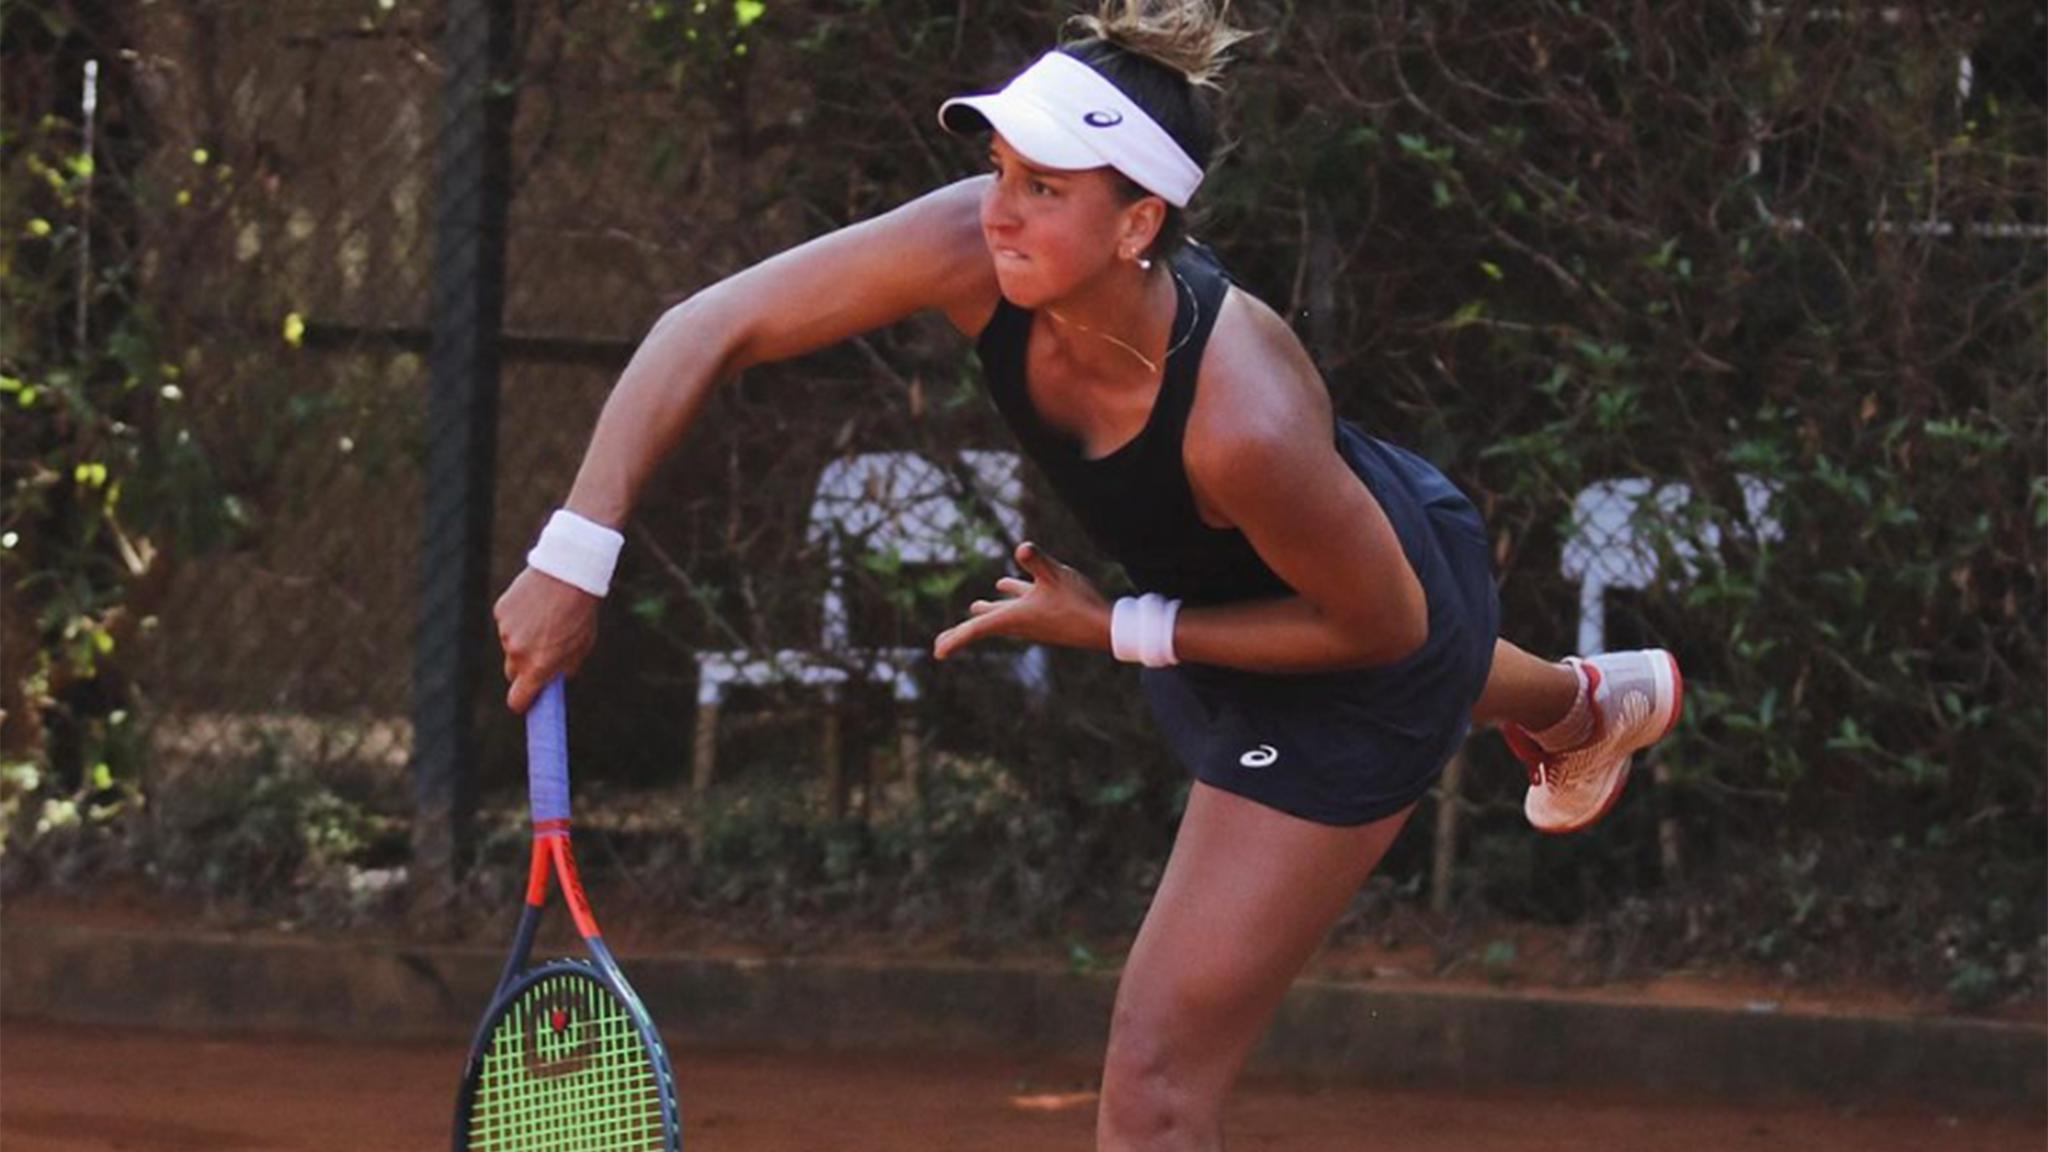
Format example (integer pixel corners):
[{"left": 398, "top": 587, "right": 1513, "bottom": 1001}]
[{"left": 466, "top": 971, "right": 672, "bottom": 1150}]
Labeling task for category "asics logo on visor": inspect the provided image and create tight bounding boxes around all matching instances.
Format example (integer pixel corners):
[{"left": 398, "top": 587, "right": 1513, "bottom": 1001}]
[
  {"left": 1083, "top": 110, "right": 1124, "bottom": 128},
  {"left": 1240, "top": 744, "right": 1279, "bottom": 768}
]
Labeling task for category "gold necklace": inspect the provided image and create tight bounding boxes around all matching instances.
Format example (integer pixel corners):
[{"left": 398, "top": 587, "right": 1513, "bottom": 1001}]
[{"left": 1044, "top": 267, "right": 1197, "bottom": 378}]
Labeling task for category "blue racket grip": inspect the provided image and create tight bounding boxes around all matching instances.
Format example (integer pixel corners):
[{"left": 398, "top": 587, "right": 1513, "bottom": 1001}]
[{"left": 526, "top": 677, "right": 571, "bottom": 825}]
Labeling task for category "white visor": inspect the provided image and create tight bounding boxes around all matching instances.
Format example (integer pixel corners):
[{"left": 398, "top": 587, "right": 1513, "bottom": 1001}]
[{"left": 938, "top": 51, "right": 1204, "bottom": 208}]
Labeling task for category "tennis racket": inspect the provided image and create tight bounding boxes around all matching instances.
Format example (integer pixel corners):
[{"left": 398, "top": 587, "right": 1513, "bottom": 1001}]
[{"left": 453, "top": 677, "right": 682, "bottom": 1151}]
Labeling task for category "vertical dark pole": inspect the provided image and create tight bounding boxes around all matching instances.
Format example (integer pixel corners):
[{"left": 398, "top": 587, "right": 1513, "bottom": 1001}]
[{"left": 413, "top": 0, "right": 513, "bottom": 889}]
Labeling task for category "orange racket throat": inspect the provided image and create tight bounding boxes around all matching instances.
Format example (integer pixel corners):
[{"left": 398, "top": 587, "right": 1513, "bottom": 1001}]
[{"left": 524, "top": 828, "right": 602, "bottom": 941}]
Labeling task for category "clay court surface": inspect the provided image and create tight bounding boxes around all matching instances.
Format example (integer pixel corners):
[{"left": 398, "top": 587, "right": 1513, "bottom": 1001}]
[{"left": 3, "top": 1018, "right": 2038, "bottom": 1152}]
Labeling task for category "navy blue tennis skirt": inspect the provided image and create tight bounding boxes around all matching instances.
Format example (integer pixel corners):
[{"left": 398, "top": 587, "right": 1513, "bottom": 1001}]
[{"left": 1141, "top": 424, "right": 1500, "bottom": 826}]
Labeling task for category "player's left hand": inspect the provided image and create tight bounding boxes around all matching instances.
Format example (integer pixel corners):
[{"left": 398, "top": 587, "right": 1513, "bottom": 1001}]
[{"left": 934, "top": 541, "right": 1111, "bottom": 659}]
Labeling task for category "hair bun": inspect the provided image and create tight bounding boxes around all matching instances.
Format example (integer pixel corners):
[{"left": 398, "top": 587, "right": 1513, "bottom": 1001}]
[{"left": 1066, "top": 0, "right": 1255, "bottom": 90}]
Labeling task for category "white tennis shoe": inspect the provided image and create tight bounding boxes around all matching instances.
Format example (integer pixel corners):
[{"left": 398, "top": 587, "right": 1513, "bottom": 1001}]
[{"left": 1507, "top": 649, "right": 1683, "bottom": 834}]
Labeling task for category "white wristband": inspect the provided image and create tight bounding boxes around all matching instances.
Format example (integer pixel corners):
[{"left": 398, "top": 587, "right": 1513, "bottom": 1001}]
[
  {"left": 1111, "top": 594, "right": 1181, "bottom": 668},
  {"left": 526, "top": 509, "right": 624, "bottom": 598},
  {"left": 1143, "top": 595, "right": 1181, "bottom": 668},
  {"left": 1111, "top": 597, "right": 1144, "bottom": 663}
]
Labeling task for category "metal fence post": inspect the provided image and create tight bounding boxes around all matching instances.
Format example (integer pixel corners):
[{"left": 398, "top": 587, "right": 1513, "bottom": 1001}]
[{"left": 412, "top": 0, "right": 513, "bottom": 889}]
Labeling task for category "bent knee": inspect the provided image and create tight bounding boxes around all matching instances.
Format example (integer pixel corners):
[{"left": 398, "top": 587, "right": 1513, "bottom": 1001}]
[{"left": 1098, "top": 1003, "right": 1224, "bottom": 1147}]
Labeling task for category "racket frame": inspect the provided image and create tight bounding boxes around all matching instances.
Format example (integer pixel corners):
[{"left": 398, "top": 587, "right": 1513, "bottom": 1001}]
[{"left": 451, "top": 681, "right": 681, "bottom": 1151}]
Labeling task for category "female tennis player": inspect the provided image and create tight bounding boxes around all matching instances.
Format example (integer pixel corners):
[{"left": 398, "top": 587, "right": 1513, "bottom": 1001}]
[{"left": 496, "top": 3, "right": 1681, "bottom": 1147}]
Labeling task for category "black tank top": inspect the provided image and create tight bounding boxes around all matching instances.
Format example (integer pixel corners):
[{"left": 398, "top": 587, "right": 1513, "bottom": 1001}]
[{"left": 974, "top": 243, "right": 1293, "bottom": 605}]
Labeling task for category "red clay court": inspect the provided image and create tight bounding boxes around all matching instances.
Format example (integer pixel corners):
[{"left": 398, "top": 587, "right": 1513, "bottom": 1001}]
[{"left": 3, "top": 1018, "right": 2039, "bottom": 1152}]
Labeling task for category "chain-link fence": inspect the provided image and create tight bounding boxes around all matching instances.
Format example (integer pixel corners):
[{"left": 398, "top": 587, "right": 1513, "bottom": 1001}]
[{"left": 5, "top": 0, "right": 2042, "bottom": 995}]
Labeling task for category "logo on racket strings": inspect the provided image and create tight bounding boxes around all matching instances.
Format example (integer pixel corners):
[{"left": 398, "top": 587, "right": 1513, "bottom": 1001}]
[{"left": 522, "top": 985, "right": 600, "bottom": 1077}]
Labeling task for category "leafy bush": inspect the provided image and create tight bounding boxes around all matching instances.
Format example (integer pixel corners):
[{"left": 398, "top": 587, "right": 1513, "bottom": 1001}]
[{"left": 3, "top": 1, "right": 2040, "bottom": 1005}]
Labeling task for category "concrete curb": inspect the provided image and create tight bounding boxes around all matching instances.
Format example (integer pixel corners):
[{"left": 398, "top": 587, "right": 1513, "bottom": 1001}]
[{"left": 4, "top": 921, "right": 2041, "bottom": 1108}]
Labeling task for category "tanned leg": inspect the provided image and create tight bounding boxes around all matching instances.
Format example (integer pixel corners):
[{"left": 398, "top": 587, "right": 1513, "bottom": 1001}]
[
  {"left": 1096, "top": 785, "right": 1414, "bottom": 1152},
  {"left": 1471, "top": 639, "right": 1579, "bottom": 730}
]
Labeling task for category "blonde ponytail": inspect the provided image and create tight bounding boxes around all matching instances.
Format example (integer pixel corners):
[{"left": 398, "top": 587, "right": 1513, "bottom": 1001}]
[{"left": 1066, "top": 0, "right": 1255, "bottom": 91}]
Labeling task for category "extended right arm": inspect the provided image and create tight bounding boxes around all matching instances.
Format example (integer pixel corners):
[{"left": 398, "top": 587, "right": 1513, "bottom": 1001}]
[
  {"left": 566, "top": 177, "right": 996, "bottom": 524},
  {"left": 496, "top": 177, "right": 996, "bottom": 710}
]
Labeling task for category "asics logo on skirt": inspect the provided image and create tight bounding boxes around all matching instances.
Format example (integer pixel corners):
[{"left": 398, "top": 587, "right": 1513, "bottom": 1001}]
[{"left": 1239, "top": 744, "right": 1278, "bottom": 768}]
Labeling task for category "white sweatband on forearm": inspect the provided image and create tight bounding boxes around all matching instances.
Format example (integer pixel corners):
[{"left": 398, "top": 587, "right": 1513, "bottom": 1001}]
[
  {"left": 1111, "top": 593, "right": 1181, "bottom": 668},
  {"left": 1143, "top": 595, "right": 1181, "bottom": 668},
  {"left": 526, "top": 509, "right": 624, "bottom": 598},
  {"left": 1111, "top": 596, "right": 1143, "bottom": 663}
]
